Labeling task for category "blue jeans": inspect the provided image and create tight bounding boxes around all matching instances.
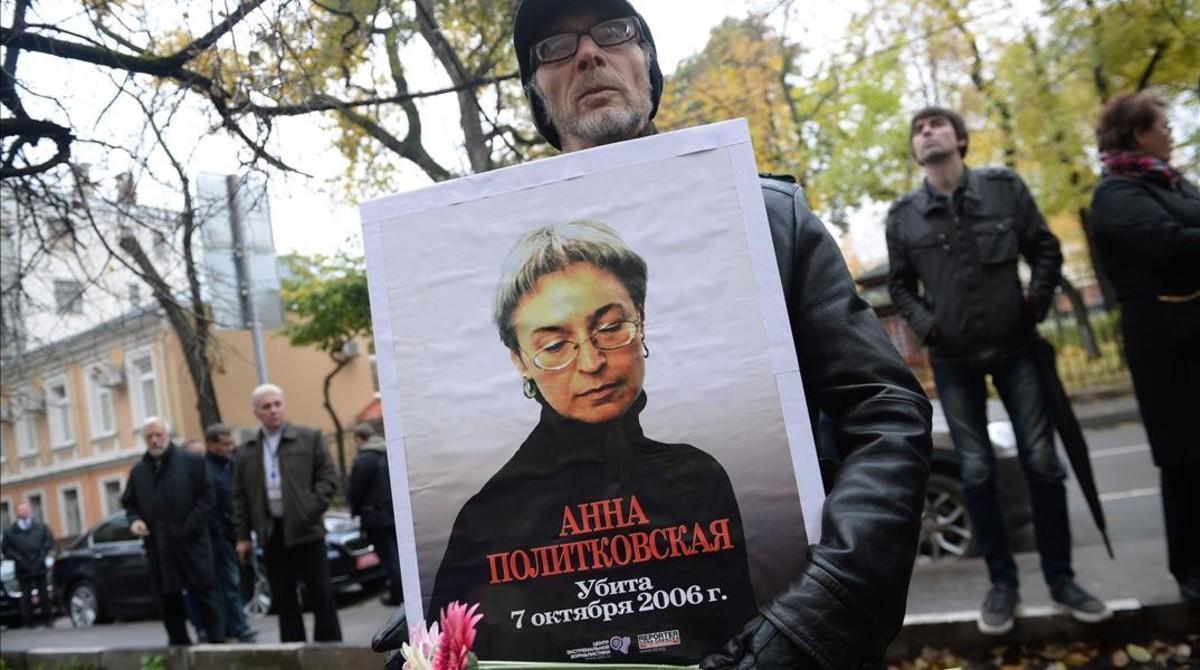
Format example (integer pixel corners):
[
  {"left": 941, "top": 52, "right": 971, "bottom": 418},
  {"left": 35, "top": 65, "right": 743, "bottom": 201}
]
[
  {"left": 933, "top": 348, "right": 1073, "bottom": 589},
  {"left": 211, "top": 535, "right": 252, "bottom": 638}
]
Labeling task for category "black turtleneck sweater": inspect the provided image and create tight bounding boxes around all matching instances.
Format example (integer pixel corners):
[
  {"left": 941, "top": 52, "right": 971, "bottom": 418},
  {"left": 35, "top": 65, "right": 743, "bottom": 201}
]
[{"left": 427, "top": 393, "right": 755, "bottom": 663}]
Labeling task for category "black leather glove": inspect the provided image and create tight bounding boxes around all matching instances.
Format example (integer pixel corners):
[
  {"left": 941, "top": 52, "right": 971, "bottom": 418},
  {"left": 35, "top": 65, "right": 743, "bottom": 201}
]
[{"left": 699, "top": 615, "right": 814, "bottom": 670}]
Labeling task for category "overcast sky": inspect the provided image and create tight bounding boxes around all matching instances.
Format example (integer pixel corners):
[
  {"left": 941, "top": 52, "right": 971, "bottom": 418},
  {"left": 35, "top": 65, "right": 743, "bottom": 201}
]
[{"left": 15, "top": 0, "right": 1083, "bottom": 268}]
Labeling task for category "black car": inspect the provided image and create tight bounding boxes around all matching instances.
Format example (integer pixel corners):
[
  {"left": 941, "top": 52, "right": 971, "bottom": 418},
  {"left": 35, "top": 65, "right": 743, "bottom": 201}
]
[{"left": 51, "top": 510, "right": 386, "bottom": 627}]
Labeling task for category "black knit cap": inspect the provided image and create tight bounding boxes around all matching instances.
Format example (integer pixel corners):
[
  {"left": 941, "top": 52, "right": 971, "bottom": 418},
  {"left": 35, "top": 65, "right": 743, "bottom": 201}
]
[{"left": 513, "top": 0, "right": 664, "bottom": 149}]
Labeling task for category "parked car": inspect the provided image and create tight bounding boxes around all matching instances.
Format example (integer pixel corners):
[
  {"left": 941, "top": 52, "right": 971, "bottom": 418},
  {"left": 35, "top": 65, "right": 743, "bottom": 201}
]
[
  {"left": 918, "top": 400, "right": 1032, "bottom": 564},
  {"left": 0, "top": 555, "right": 55, "bottom": 628},
  {"left": 51, "top": 510, "right": 385, "bottom": 627}
]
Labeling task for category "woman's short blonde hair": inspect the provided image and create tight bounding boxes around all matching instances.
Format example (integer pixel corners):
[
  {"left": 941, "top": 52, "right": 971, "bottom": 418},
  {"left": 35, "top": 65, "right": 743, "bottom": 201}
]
[{"left": 493, "top": 220, "right": 647, "bottom": 352}]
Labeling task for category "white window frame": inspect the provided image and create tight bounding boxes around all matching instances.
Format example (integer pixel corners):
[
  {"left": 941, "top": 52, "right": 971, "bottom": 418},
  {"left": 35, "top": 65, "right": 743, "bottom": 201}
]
[
  {"left": 84, "top": 360, "right": 118, "bottom": 440},
  {"left": 57, "top": 482, "right": 85, "bottom": 538},
  {"left": 99, "top": 475, "right": 126, "bottom": 516},
  {"left": 43, "top": 372, "right": 75, "bottom": 449},
  {"left": 125, "top": 347, "right": 161, "bottom": 429},
  {"left": 25, "top": 488, "right": 46, "bottom": 525},
  {"left": 13, "top": 387, "right": 40, "bottom": 457}
]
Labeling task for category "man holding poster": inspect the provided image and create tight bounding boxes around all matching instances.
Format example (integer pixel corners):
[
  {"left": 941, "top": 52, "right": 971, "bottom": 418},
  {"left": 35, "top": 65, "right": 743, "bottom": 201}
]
[{"left": 509, "top": 0, "right": 933, "bottom": 667}]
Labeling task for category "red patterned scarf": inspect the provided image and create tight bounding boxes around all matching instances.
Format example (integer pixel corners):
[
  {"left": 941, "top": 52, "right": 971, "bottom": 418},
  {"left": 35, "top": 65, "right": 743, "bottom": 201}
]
[{"left": 1101, "top": 151, "right": 1182, "bottom": 190}]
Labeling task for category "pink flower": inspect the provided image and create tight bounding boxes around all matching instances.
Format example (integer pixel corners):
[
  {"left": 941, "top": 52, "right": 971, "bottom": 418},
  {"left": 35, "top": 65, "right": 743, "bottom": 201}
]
[{"left": 433, "top": 601, "right": 483, "bottom": 670}]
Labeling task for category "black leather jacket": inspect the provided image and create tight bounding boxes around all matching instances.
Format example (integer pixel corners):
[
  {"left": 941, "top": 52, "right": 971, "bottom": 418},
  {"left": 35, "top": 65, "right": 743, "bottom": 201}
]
[
  {"left": 885, "top": 167, "right": 1062, "bottom": 367},
  {"left": 701, "top": 177, "right": 932, "bottom": 669}
]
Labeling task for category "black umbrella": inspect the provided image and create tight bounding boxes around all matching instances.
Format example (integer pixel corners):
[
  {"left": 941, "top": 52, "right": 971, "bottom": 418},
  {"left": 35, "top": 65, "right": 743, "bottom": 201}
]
[{"left": 1031, "top": 337, "right": 1114, "bottom": 559}]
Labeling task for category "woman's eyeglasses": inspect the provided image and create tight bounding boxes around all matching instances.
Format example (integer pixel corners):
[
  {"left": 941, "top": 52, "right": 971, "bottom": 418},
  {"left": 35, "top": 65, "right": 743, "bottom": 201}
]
[{"left": 527, "top": 320, "right": 641, "bottom": 371}]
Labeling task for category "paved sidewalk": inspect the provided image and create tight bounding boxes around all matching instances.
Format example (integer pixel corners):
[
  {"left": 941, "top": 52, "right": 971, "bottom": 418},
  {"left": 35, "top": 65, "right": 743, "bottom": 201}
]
[{"left": 1071, "top": 392, "right": 1141, "bottom": 430}]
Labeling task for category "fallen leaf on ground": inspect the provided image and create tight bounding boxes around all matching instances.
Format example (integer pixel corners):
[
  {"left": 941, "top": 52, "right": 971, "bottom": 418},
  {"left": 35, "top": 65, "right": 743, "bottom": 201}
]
[{"left": 1126, "top": 644, "right": 1152, "bottom": 663}]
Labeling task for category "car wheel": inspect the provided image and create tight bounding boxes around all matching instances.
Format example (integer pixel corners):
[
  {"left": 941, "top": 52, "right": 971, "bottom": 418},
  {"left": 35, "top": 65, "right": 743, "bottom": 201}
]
[
  {"left": 917, "top": 473, "right": 977, "bottom": 564},
  {"left": 67, "top": 581, "right": 102, "bottom": 627},
  {"left": 243, "top": 568, "right": 272, "bottom": 619}
]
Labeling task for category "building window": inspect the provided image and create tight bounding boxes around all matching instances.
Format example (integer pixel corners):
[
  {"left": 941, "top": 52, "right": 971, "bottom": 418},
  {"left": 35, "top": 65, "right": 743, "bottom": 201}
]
[
  {"left": 60, "top": 486, "right": 83, "bottom": 537},
  {"left": 44, "top": 375, "right": 74, "bottom": 448},
  {"left": 128, "top": 351, "right": 160, "bottom": 425},
  {"left": 86, "top": 365, "right": 117, "bottom": 438},
  {"left": 14, "top": 402, "right": 39, "bottom": 457},
  {"left": 0, "top": 500, "right": 10, "bottom": 528},
  {"left": 27, "top": 493, "right": 43, "bottom": 522},
  {"left": 102, "top": 478, "right": 123, "bottom": 516},
  {"left": 54, "top": 279, "right": 84, "bottom": 315}
]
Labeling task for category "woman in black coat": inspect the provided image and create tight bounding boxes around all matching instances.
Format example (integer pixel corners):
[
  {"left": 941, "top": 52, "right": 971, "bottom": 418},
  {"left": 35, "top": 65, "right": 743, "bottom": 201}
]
[{"left": 1090, "top": 91, "right": 1200, "bottom": 605}]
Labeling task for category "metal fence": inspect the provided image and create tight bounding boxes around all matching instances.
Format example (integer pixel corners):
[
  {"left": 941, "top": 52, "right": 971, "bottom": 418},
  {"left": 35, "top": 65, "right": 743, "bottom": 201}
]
[
  {"left": 877, "top": 308, "right": 1130, "bottom": 398},
  {"left": 1038, "top": 308, "right": 1130, "bottom": 395}
]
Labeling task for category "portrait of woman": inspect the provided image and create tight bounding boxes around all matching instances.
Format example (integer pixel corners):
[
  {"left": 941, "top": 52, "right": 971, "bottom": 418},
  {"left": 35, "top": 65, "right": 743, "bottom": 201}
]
[
  {"left": 1091, "top": 91, "right": 1200, "bottom": 605},
  {"left": 427, "top": 220, "right": 756, "bottom": 661}
]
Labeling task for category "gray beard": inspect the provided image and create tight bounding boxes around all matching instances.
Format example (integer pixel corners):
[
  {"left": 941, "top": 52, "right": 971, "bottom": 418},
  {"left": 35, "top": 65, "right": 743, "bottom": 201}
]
[
  {"left": 535, "top": 76, "right": 653, "bottom": 148},
  {"left": 564, "top": 104, "right": 648, "bottom": 146}
]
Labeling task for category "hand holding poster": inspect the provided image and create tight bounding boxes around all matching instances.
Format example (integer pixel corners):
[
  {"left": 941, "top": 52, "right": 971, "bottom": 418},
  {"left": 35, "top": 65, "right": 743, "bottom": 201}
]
[{"left": 362, "top": 120, "right": 825, "bottom": 664}]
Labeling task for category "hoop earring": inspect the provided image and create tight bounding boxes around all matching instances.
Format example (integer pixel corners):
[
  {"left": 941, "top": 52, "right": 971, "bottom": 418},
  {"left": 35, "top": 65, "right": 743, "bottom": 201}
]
[
  {"left": 523, "top": 378, "right": 538, "bottom": 399},
  {"left": 642, "top": 340, "right": 650, "bottom": 359}
]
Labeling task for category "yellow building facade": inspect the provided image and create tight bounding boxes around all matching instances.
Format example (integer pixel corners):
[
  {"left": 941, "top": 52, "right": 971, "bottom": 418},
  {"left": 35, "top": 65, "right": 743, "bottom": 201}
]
[{"left": 1, "top": 310, "right": 376, "bottom": 542}]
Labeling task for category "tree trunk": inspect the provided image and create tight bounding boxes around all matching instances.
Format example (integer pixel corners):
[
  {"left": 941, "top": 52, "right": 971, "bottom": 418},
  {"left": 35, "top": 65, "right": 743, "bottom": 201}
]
[
  {"left": 322, "top": 351, "right": 352, "bottom": 477},
  {"left": 118, "top": 235, "right": 221, "bottom": 427}
]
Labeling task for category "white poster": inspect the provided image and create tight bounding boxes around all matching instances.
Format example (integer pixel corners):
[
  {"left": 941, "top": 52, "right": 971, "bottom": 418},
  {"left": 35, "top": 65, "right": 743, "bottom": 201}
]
[{"left": 362, "top": 120, "right": 825, "bottom": 664}]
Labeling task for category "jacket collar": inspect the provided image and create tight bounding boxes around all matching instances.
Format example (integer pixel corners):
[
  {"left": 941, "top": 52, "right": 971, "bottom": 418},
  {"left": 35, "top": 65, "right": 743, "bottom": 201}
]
[
  {"left": 259, "top": 422, "right": 297, "bottom": 444},
  {"left": 205, "top": 450, "right": 232, "bottom": 466},
  {"left": 141, "top": 442, "right": 177, "bottom": 466},
  {"left": 359, "top": 435, "right": 387, "bottom": 453},
  {"left": 916, "top": 165, "right": 983, "bottom": 215}
]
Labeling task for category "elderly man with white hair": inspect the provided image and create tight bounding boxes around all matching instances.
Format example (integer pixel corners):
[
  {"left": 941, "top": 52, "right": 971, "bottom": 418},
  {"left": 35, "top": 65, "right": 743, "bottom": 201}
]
[
  {"left": 121, "top": 416, "right": 224, "bottom": 645},
  {"left": 233, "top": 384, "right": 342, "bottom": 642}
]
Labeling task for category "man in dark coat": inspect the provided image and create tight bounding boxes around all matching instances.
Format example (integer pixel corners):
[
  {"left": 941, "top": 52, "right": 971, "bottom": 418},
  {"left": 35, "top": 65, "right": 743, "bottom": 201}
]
[
  {"left": 2, "top": 501, "right": 55, "bottom": 627},
  {"left": 122, "top": 416, "right": 224, "bottom": 645},
  {"left": 234, "top": 383, "right": 342, "bottom": 642},
  {"left": 886, "top": 106, "right": 1109, "bottom": 635},
  {"left": 202, "top": 423, "right": 257, "bottom": 642},
  {"left": 347, "top": 423, "right": 402, "bottom": 607}
]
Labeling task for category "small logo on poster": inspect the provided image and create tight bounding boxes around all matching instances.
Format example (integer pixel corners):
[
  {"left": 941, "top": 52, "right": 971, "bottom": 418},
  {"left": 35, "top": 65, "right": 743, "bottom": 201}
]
[
  {"left": 638, "top": 630, "right": 682, "bottom": 651},
  {"left": 609, "top": 636, "right": 631, "bottom": 654}
]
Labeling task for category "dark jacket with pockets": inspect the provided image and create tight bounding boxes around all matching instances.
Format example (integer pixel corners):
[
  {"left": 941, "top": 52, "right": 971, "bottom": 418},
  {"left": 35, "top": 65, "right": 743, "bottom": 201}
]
[
  {"left": 234, "top": 423, "right": 339, "bottom": 548},
  {"left": 204, "top": 451, "right": 238, "bottom": 541},
  {"left": 885, "top": 167, "right": 1063, "bottom": 368},
  {"left": 2, "top": 519, "right": 54, "bottom": 579},
  {"left": 348, "top": 436, "right": 394, "bottom": 529},
  {"left": 121, "top": 443, "right": 215, "bottom": 594}
]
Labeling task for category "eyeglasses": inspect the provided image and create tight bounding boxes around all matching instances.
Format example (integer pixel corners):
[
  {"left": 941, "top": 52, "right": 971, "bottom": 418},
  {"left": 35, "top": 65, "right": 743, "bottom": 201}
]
[
  {"left": 525, "top": 320, "right": 641, "bottom": 371},
  {"left": 532, "top": 17, "right": 640, "bottom": 65}
]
